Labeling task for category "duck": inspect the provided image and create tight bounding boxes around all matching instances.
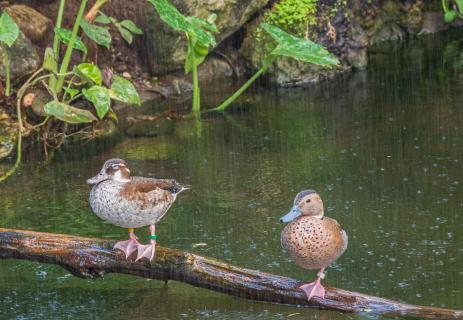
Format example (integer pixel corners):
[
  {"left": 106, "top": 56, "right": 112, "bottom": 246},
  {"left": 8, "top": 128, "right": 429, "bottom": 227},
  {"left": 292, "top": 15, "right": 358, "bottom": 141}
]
[
  {"left": 87, "top": 158, "right": 188, "bottom": 261},
  {"left": 280, "top": 190, "right": 348, "bottom": 301}
]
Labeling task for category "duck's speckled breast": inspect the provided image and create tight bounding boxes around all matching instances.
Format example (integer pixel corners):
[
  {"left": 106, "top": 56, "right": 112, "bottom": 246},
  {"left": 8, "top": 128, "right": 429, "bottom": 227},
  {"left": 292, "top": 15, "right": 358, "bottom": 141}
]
[
  {"left": 281, "top": 216, "right": 348, "bottom": 270},
  {"left": 89, "top": 180, "right": 171, "bottom": 228}
]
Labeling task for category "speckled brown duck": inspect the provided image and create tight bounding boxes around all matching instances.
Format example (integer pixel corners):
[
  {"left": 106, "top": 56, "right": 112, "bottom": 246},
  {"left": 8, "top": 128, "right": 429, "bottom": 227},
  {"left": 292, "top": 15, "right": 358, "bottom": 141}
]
[
  {"left": 87, "top": 158, "right": 188, "bottom": 261},
  {"left": 280, "top": 190, "right": 348, "bottom": 301}
]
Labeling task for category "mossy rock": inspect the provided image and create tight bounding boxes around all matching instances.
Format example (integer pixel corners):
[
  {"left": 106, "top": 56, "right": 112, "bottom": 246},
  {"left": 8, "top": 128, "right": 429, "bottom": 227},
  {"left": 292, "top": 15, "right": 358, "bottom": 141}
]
[{"left": 0, "top": 112, "right": 17, "bottom": 160}]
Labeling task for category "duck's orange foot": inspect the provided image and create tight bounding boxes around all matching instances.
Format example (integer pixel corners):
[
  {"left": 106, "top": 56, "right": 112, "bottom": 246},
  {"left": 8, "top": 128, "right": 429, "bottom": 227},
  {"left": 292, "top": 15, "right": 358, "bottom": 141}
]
[
  {"left": 135, "top": 240, "right": 156, "bottom": 262},
  {"left": 299, "top": 278, "right": 325, "bottom": 301},
  {"left": 114, "top": 238, "right": 139, "bottom": 259}
]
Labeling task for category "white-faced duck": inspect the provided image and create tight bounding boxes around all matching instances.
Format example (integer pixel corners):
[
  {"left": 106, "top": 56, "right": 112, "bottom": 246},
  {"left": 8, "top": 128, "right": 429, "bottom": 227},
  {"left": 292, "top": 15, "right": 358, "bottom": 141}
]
[{"left": 87, "top": 158, "right": 188, "bottom": 261}]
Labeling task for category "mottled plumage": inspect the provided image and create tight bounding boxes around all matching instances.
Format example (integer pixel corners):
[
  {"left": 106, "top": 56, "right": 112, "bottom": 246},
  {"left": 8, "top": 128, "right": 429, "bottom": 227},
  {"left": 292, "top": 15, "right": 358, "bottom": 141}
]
[
  {"left": 281, "top": 216, "right": 347, "bottom": 270},
  {"left": 87, "top": 158, "right": 187, "bottom": 261},
  {"left": 280, "top": 190, "right": 348, "bottom": 301}
]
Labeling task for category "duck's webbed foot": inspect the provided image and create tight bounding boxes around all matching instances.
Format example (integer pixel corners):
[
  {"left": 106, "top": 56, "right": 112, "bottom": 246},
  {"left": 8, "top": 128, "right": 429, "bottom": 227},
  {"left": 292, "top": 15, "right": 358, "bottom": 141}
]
[
  {"left": 114, "top": 228, "right": 139, "bottom": 259},
  {"left": 135, "top": 225, "right": 157, "bottom": 262},
  {"left": 299, "top": 269, "right": 326, "bottom": 301}
]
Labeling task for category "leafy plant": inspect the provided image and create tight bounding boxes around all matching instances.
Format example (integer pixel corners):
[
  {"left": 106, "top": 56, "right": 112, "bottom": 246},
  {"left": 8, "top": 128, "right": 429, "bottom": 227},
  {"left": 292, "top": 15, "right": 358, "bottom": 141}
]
[
  {"left": 148, "top": 0, "right": 218, "bottom": 114},
  {"left": 94, "top": 11, "right": 143, "bottom": 45},
  {"left": 442, "top": 0, "right": 463, "bottom": 23},
  {"left": 44, "top": 62, "right": 140, "bottom": 123},
  {"left": 212, "top": 23, "right": 339, "bottom": 111},
  {"left": 0, "top": 11, "right": 19, "bottom": 96}
]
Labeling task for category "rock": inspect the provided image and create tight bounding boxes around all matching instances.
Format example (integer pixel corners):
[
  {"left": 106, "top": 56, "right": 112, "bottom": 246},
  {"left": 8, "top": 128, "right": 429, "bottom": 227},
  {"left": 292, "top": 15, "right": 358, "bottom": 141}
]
[
  {"left": 198, "top": 56, "right": 235, "bottom": 81},
  {"left": 125, "top": 115, "right": 175, "bottom": 137},
  {"left": 418, "top": 11, "right": 446, "bottom": 36},
  {"left": 4, "top": 5, "right": 50, "bottom": 42},
  {"left": 30, "top": 88, "right": 51, "bottom": 117},
  {"left": 140, "top": 0, "right": 268, "bottom": 75},
  {"left": 0, "top": 111, "right": 17, "bottom": 160},
  {"left": 0, "top": 31, "right": 40, "bottom": 81}
]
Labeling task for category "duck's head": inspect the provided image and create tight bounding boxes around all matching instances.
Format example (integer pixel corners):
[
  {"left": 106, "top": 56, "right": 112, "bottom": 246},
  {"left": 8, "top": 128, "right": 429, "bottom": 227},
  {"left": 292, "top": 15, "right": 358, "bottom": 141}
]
[
  {"left": 86, "top": 158, "right": 131, "bottom": 185},
  {"left": 279, "top": 190, "right": 324, "bottom": 223}
]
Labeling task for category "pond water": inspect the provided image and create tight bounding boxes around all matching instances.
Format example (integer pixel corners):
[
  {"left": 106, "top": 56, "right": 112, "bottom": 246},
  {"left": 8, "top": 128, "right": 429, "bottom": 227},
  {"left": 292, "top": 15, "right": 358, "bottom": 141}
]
[{"left": 1, "top": 30, "right": 463, "bottom": 319}]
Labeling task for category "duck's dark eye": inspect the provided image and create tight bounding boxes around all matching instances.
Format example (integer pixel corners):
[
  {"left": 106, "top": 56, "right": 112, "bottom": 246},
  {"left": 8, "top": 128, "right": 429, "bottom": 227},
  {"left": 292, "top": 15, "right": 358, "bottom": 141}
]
[
  {"left": 111, "top": 165, "right": 119, "bottom": 170},
  {"left": 306, "top": 199, "right": 311, "bottom": 203}
]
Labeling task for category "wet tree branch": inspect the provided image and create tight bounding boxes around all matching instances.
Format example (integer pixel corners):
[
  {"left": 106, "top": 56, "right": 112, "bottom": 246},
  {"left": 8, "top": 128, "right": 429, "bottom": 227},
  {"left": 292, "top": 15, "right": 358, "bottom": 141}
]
[{"left": 0, "top": 228, "right": 461, "bottom": 320}]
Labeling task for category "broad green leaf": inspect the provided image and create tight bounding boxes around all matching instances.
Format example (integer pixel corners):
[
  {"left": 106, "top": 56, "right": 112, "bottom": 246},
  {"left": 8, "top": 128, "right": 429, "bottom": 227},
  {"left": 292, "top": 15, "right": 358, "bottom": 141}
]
[
  {"left": 42, "top": 47, "right": 57, "bottom": 72},
  {"left": 120, "top": 19, "right": 143, "bottom": 34},
  {"left": 83, "top": 85, "right": 111, "bottom": 119},
  {"left": 148, "top": 0, "right": 216, "bottom": 47},
  {"left": 44, "top": 101, "right": 97, "bottom": 123},
  {"left": 75, "top": 63, "right": 102, "bottom": 85},
  {"left": 0, "top": 12, "right": 19, "bottom": 47},
  {"left": 262, "top": 23, "right": 339, "bottom": 67},
  {"left": 64, "top": 87, "right": 79, "bottom": 99},
  {"left": 186, "top": 16, "right": 218, "bottom": 34},
  {"left": 55, "top": 27, "right": 87, "bottom": 53},
  {"left": 456, "top": 0, "right": 463, "bottom": 13},
  {"left": 148, "top": 0, "right": 190, "bottom": 33},
  {"left": 445, "top": 10, "right": 457, "bottom": 23},
  {"left": 110, "top": 75, "right": 140, "bottom": 105},
  {"left": 80, "top": 20, "right": 111, "bottom": 48},
  {"left": 117, "top": 25, "right": 133, "bottom": 44},
  {"left": 95, "top": 12, "right": 112, "bottom": 24}
]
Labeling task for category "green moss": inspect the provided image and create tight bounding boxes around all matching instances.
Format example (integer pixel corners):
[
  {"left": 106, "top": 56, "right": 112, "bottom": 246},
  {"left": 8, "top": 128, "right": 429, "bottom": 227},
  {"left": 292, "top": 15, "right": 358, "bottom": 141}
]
[{"left": 264, "top": 0, "right": 318, "bottom": 37}]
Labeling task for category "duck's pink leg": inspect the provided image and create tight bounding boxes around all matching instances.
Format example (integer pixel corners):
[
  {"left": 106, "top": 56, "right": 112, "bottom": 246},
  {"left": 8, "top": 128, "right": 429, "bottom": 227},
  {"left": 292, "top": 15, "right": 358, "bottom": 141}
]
[
  {"left": 299, "top": 268, "right": 326, "bottom": 301},
  {"left": 114, "top": 228, "right": 139, "bottom": 259},
  {"left": 135, "top": 225, "right": 156, "bottom": 262}
]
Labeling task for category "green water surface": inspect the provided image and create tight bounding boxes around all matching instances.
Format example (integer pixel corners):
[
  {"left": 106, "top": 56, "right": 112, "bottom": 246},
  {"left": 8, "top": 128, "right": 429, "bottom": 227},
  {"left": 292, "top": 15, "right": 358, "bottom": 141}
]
[{"left": 1, "top": 31, "right": 463, "bottom": 319}]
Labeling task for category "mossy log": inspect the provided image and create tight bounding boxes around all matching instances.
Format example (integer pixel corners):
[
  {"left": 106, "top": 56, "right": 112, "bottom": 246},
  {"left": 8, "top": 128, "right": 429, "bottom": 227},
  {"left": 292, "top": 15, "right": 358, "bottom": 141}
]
[{"left": 0, "top": 228, "right": 461, "bottom": 319}]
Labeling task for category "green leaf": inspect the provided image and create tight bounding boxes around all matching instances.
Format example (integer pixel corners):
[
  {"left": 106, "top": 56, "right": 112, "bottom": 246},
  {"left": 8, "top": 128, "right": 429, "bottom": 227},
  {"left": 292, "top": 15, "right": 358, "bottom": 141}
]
[
  {"left": 262, "top": 23, "right": 339, "bottom": 67},
  {"left": 148, "top": 0, "right": 216, "bottom": 47},
  {"left": 0, "top": 12, "right": 19, "bottom": 47},
  {"left": 117, "top": 25, "right": 133, "bottom": 44},
  {"left": 445, "top": 10, "right": 457, "bottom": 23},
  {"left": 63, "top": 87, "right": 79, "bottom": 99},
  {"left": 80, "top": 20, "right": 111, "bottom": 48},
  {"left": 456, "top": 0, "right": 463, "bottom": 13},
  {"left": 44, "top": 101, "right": 97, "bottom": 124},
  {"left": 186, "top": 16, "right": 218, "bottom": 34},
  {"left": 120, "top": 19, "right": 143, "bottom": 34},
  {"left": 75, "top": 63, "right": 102, "bottom": 85},
  {"left": 55, "top": 27, "right": 87, "bottom": 53},
  {"left": 95, "top": 12, "right": 112, "bottom": 24},
  {"left": 110, "top": 75, "right": 140, "bottom": 105},
  {"left": 83, "top": 85, "right": 111, "bottom": 119},
  {"left": 148, "top": 0, "right": 190, "bottom": 33},
  {"left": 42, "top": 47, "right": 57, "bottom": 72}
]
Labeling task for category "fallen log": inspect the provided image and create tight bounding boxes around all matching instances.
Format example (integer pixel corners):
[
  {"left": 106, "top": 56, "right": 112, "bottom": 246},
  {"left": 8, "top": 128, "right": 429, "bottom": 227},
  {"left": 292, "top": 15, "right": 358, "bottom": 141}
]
[{"left": 0, "top": 228, "right": 461, "bottom": 319}]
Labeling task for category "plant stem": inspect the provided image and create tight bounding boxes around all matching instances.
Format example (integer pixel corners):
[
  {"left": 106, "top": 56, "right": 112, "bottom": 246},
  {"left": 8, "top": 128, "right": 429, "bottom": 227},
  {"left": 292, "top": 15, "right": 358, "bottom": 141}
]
[
  {"left": 190, "top": 39, "right": 201, "bottom": 115},
  {"left": 50, "top": 0, "right": 66, "bottom": 89},
  {"left": 0, "top": 68, "right": 43, "bottom": 183},
  {"left": 85, "top": 0, "right": 109, "bottom": 23},
  {"left": 3, "top": 46, "right": 10, "bottom": 96},
  {"left": 211, "top": 66, "right": 267, "bottom": 112},
  {"left": 54, "top": 0, "right": 88, "bottom": 94},
  {"left": 53, "top": 0, "right": 66, "bottom": 57}
]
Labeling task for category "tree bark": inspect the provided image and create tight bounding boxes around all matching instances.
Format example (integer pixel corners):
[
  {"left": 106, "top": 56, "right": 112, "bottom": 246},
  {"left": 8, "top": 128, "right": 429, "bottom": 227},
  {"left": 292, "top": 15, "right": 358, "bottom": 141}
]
[{"left": 0, "top": 228, "right": 461, "bottom": 320}]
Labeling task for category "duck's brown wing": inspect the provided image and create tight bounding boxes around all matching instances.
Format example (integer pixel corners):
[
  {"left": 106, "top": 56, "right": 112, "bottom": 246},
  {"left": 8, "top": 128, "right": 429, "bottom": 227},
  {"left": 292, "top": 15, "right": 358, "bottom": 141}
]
[{"left": 119, "top": 177, "right": 179, "bottom": 209}]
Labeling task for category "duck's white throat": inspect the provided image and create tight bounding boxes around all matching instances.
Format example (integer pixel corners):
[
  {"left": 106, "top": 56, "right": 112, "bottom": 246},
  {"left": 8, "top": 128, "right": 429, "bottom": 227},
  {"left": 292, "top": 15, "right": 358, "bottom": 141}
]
[{"left": 114, "top": 170, "right": 130, "bottom": 183}]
